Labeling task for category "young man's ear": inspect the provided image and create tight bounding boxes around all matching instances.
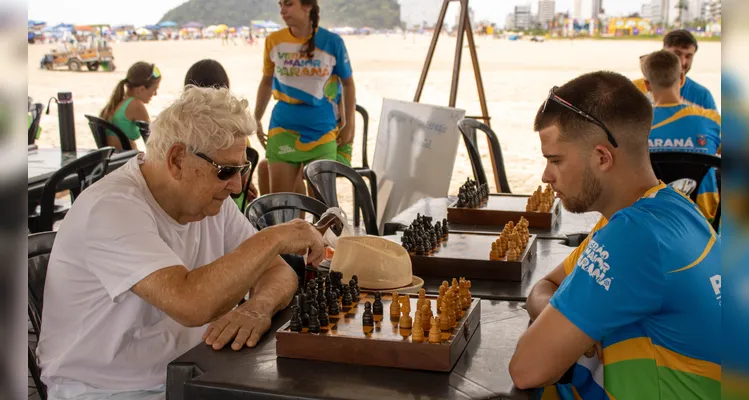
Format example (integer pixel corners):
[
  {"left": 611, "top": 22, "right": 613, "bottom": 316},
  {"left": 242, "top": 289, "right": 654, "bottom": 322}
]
[{"left": 643, "top": 79, "right": 651, "bottom": 93}]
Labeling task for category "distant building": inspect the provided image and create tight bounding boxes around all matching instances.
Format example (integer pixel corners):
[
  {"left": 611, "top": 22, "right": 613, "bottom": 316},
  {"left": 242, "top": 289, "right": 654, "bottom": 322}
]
[
  {"left": 505, "top": 13, "right": 516, "bottom": 30},
  {"left": 641, "top": 3, "right": 652, "bottom": 20},
  {"left": 398, "top": 0, "right": 443, "bottom": 30},
  {"left": 707, "top": 0, "right": 721, "bottom": 21},
  {"left": 514, "top": 4, "right": 532, "bottom": 30},
  {"left": 572, "top": 0, "right": 602, "bottom": 20},
  {"left": 538, "top": 0, "right": 556, "bottom": 27}
]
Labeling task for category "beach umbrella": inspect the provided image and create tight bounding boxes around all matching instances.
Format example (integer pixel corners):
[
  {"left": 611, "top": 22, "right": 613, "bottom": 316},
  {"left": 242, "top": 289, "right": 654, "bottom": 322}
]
[
  {"left": 136, "top": 27, "right": 150, "bottom": 35},
  {"left": 145, "top": 25, "right": 161, "bottom": 31},
  {"left": 183, "top": 21, "right": 203, "bottom": 28},
  {"left": 159, "top": 21, "right": 178, "bottom": 27},
  {"left": 75, "top": 25, "right": 94, "bottom": 31},
  {"left": 215, "top": 24, "right": 229, "bottom": 32}
]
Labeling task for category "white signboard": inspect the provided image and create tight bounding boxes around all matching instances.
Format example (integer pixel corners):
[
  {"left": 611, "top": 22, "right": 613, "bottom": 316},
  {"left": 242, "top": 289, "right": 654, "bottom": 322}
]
[{"left": 371, "top": 98, "right": 465, "bottom": 234}]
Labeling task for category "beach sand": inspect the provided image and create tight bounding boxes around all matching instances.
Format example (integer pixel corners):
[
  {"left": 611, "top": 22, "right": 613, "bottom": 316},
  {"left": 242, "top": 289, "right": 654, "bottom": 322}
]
[{"left": 28, "top": 35, "right": 721, "bottom": 218}]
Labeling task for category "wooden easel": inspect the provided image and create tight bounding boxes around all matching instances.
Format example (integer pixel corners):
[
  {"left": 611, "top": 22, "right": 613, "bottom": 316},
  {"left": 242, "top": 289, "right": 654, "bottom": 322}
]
[{"left": 413, "top": 0, "right": 500, "bottom": 191}]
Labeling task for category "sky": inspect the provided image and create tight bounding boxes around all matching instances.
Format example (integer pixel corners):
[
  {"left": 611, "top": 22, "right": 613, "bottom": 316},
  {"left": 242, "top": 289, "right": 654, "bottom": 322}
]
[{"left": 27, "top": 0, "right": 647, "bottom": 27}]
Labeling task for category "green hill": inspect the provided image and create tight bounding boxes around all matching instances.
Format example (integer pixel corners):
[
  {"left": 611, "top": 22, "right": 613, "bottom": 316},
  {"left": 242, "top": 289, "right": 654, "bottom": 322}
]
[{"left": 159, "top": 0, "right": 401, "bottom": 29}]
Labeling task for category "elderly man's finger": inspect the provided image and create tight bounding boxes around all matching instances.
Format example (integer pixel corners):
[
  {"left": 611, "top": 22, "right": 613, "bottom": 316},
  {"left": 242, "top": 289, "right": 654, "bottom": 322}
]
[
  {"left": 232, "top": 327, "right": 253, "bottom": 351},
  {"left": 212, "top": 322, "right": 240, "bottom": 350},
  {"left": 246, "top": 328, "right": 264, "bottom": 348},
  {"left": 204, "top": 318, "right": 230, "bottom": 345}
]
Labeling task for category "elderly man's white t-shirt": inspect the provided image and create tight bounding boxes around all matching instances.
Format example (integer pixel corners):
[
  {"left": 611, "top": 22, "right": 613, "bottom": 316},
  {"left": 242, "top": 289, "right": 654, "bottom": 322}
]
[{"left": 37, "top": 154, "right": 257, "bottom": 399}]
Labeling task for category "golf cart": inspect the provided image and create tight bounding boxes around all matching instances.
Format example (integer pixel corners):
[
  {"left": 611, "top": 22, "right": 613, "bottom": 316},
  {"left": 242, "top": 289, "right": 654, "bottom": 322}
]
[{"left": 40, "top": 37, "right": 116, "bottom": 72}]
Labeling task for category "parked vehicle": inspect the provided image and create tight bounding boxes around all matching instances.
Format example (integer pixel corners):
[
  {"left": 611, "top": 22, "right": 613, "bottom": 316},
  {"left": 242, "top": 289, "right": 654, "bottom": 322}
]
[{"left": 40, "top": 38, "right": 116, "bottom": 72}]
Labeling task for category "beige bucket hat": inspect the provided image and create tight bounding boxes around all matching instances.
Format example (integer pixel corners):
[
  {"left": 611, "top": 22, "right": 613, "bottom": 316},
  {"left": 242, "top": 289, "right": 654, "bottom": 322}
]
[{"left": 330, "top": 236, "right": 424, "bottom": 293}]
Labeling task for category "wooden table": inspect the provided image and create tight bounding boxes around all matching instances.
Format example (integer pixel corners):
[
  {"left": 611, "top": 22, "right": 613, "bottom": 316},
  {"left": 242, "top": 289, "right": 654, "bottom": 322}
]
[
  {"left": 167, "top": 300, "right": 531, "bottom": 400},
  {"left": 28, "top": 148, "right": 138, "bottom": 202},
  {"left": 385, "top": 234, "right": 575, "bottom": 301},
  {"left": 383, "top": 197, "right": 601, "bottom": 239}
]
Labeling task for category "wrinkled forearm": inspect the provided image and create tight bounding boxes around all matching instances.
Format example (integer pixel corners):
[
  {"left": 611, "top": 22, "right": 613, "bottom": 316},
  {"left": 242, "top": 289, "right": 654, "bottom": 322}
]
[{"left": 240, "top": 258, "right": 297, "bottom": 317}]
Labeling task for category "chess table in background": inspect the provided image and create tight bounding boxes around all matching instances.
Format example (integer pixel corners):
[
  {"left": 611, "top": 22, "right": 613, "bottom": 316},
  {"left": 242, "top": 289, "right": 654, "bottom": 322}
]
[
  {"left": 447, "top": 193, "right": 562, "bottom": 229},
  {"left": 276, "top": 291, "right": 481, "bottom": 372}
]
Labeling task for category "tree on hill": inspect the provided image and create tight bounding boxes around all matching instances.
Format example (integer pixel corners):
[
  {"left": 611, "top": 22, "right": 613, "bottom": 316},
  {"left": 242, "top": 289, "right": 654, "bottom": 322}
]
[{"left": 159, "top": 0, "right": 401, "bottom": 29}]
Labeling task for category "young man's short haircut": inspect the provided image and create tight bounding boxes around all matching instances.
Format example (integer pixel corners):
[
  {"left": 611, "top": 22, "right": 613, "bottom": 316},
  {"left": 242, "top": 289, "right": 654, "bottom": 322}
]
[
  {"left": 663, "top": 29, "right": 699, "bottom": 51},
  {"left": 533, "top": 71, "right": 653, "bottom": 157},
  {"left": 641, "top": 50, "right": 682, "bottom": 90}
]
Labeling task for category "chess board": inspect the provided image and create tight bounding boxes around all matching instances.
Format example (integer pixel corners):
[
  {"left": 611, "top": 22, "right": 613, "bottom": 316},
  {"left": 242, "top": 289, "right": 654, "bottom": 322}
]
[
  {"left": 406, "top": 232, "right": 537, "bottom": 281},
  {"left": 447, "top": 193, "right": 561, "bottom": 229},
  {"left": 276, "top": 291, "right": 481, "bottom": 372}
]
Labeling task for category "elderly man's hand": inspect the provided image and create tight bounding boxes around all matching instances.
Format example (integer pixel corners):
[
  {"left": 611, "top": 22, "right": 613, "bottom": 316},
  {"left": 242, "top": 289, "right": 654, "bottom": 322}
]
[
  {"left": 203, "top": 306, "right": 272, "bottom": 350},
  {"left": 269, "top": 219, "right": 325, "bottom": 267}
]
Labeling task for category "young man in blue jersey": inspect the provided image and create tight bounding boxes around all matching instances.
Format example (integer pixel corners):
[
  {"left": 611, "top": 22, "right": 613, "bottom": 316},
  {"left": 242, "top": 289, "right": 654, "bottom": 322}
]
[
  {"left": 633, "top": 29, "right": 717, "bottom": 110},
  {"left": 510, "top": 71, "right": 721, "bottom": 399},
  {"left": 642, "top": 49, "right": 721, "bottom": 223}
]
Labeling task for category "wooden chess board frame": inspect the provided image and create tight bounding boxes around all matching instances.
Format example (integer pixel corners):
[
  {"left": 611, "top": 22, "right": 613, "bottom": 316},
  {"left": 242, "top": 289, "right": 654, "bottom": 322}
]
[
  {"left": 276, "top": 292, "right": 481, "bottom": 372},
  {"left": 408, "top": 232, "right": 537, "bottom": 281},
  {"left": 447, "top": 193, "right": 561, "bottom": 229}
]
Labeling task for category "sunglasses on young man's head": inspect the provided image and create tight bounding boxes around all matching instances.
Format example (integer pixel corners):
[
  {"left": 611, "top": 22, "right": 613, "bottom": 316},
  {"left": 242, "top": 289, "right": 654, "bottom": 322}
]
[
  {"left": 194, "top": 152, "right": 251, "bottom": 180},
  {"left": 542, "top": 86, "right": 619, "bottom": 148},
  {"left": 151, "top": 64, "right": 161, "bottom": 80}
]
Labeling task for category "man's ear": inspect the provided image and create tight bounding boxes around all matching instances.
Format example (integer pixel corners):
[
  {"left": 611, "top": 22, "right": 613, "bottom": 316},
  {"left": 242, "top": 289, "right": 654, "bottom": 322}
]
[
  {"left": 643, "top": 79, "right": 652, "bottom": 93},
  {"left": 594, "top": 144, "right": 614, "bottom": 173},
  {"left": 166, "top": 143, "right": 187, "bottom": 180}
]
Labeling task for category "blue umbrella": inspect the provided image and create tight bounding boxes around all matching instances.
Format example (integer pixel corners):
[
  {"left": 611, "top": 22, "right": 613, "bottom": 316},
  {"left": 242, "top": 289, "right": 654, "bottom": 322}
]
[
  {"left": 159, "top": 21, "right": 178, "bottom": 27},
  {"left": 145, "top": 25, "right": 161, "bottom": 31}
]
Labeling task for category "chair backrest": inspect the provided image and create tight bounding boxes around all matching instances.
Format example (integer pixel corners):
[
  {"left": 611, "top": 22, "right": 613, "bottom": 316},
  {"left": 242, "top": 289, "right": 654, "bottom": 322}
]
[
  {"left": 355, "top": 104, "right": 370, "bottom": 168},
  {"left": 28, "top": 231, "right": 56, "bottom": 340},
  {"left": 84, "top": 114, "right": 133, "bottom": 151},
  {"left": 245, "top": 192, "right": 329, "bottom": 231},
  {"left": 135, "top": 120, "right": 150, "bottom": 143},
  {"left": 237, "top": 147, "right": 261, "bottom": 212},
  {"left": 650, "top": 151, "right": 721, "bottom": 230},
  {"left": 304, "top": 160, "right": 379, "bottom": 235},
  {"left": 36, "top": 147, "right": 115, "bottom": 232},
  {"left": 457, "top": 118, "right": 512, "bottom": 193},
  {"left": 29, "top": 103, "right": 43, "bottom": 145}
]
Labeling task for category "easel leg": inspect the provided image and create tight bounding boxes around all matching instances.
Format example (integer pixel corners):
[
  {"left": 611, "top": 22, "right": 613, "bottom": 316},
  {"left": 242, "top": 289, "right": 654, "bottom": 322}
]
[{"left": 414, "top": 0, "right": 450, "bottom": 102}]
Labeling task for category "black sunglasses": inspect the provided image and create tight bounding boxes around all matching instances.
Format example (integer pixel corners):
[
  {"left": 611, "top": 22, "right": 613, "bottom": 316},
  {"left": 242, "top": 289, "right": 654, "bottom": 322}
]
[
  {"left": 194, "top": 152, "right": 251, "bottom": 180},
  {"left": 543, "top": 86, "right": 619, "bottom": 148}
]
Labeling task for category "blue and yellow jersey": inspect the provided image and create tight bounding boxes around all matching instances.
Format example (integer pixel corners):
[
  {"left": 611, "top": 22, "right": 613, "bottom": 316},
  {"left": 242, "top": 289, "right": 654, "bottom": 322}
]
[
  {"left": 649, "top": 103, "right": 721, "bottom": 221},
  {"left": 633, "top": 76, "right": 718, "bottom": 111},
  {"left": 539, "top": 182, "right": 721, "bottom": 400},
  {"left": 263, "top": 27, "right": 352, "bottom": 145}
]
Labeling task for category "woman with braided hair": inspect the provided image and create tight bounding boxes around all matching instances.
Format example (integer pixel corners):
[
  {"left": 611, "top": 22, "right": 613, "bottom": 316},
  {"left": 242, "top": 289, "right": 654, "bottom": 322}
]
[
  {"left": 100, "top": 61, "right": 161, "bottom": 150},
  {"left": 254, "top": 0, "right": 356, "bottom": 194}
]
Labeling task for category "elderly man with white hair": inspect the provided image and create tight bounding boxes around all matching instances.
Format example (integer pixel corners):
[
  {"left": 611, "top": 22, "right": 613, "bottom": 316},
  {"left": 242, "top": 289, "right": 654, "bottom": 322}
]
[{"left": 36, "top": 87, "right": 324, "bottom": 400}]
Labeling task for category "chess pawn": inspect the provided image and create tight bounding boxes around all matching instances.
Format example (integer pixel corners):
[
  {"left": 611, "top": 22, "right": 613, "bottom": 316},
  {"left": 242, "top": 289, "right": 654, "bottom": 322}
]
[
  {"left": 373, "top": 291, "right": 384, "bottom": 315},
  {"left": 308, "top": 306, "right": 321, "bottom": 333},
  {"left": 451, "top": 278, "right": 459, "bottom": 292},
  {"left": 399, "top": 310, "right": 412, "bottom": 329},
  {"left": 428, "top": 317, "right": 442, "bottom": 343},
  {"left": 319, "top": 304, "right": 330, "bottom": 327},
  {"left": 349, "top": 278, "right": 359, "bottom": 299},
  {"left": 289, "top": 306, "right": 303, "bottom": 332},
  {"left": 328, "top": 293, "right": 340, "bottom": 315},
  {"left": 411, "top": 313, "right": 424, "bottom": 343},
  {"left": 390, "top": 293, "right": 401, "bottom": 318},
  {"left": 342, "top": 284, "right": 353, "bottom": 306},
  {"left": 400, "top": 296, "right": 411, "bottom": 315},
  {"left": 439, "top": 306, "right": 451, "bottom": 331},
  {"left": 421, "top": 304, "right": 432, "bottom": 331},
  {"left": 362, "top": 301, "right": 374, "bottom": 327}
]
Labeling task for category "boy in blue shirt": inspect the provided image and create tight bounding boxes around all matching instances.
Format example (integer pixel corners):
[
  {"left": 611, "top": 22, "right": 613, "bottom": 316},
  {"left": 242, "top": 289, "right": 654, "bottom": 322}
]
[
  {"left": 633, "top": 29, "right": 717, "bottom": 111},
  {"left": 641, "top": 49, "right": 721, "bottom": 222}
]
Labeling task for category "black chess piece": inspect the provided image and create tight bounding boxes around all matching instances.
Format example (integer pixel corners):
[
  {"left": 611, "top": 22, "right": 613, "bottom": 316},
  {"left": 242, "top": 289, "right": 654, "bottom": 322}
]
[
  {"left": 289, "top": 306, "right": 303, "bottom": 332},
  {"left": 328, "top": 292, "right": 340, "bottom": 315},
  {"left": 434, "top": 222, "right": 442, "bottom": 239},
  {"left": 403, "top": 242, "right": 411, "bottom": 252},
  {"left": 317, "top": 298, "right": 327, "bottom": 315},
  {"left": 316, "top": 289, "right": 326, "bottom": 306},
  {"left": 431, "top": 230, "right": 438, "bottom": 249},
  {"left": 299, "top": 293, "right": 309, "bottom": 314},
  {"left": 362, "top": 301, "right": 374, "bottom": 327},
  {"left": 415, "top": 243, "right": 425, "bottom": 256},
  {"left": 308, "top": 306, "right": 321, "bottom": 333},
  {"left": 442, "top": 218, "right": 450, "bottom": 238},
  {"left": 349, "top": 278, "right": 359, "bottom": 299},
  {"left": 328, "top": 292, "right": 340, "bottom": 314},
  {"left": 342, "top": 284, "right": 353, "bottom": 306},
  {"left": 458, "top": 193, "right": 466, "bottom": 208},
  {"left": 315, "top": 274, "right": 324, "bottom": 290},
  {"left": 352, "top": 275, "right": 359, "bottom": 293},
  {"left": 318, "top": 304, "right": 329, "bottom": 327},
  {"left": 373, "top": 292, "right": 384, "bottom": 315},
  {"left": 424, "top": 236, "right": 432, "bottom": 252},
  {"left": 302, "top": 312, "right": 310, "bottom": 327}
]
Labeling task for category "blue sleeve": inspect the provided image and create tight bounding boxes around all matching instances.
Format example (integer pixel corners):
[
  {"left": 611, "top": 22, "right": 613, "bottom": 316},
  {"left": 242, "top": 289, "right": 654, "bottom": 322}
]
[
  {"left": 702, "top": 89, "right": 717, "bottom": 111},
  {"left": 333, "top": 36, "right": 352, "bottom": 79},
  {"left": 550, "top": 212, "right": 666, "bottom": 340}
]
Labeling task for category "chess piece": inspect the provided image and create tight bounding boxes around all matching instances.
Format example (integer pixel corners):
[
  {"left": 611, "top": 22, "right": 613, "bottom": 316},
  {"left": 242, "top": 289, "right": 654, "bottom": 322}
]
[
  {"left": 319, "top": 303, "right": 329, "bottom": 327},
  {"left": 289, "top": 306, "right": 303, "bottom": 332},
  {"left": 308, "top": 306, "right": 321, "bottom": 333},
  {"left": 429, "top": 317, "right": 442, "bottom": 343},
  {"left": 399, "top": 309, "right": 412, "bottom": 329},
  {"left": 300, "top": 292, "right": 310, "bottom": 314},
  {"left": 457, "top": 193, "right": 466, "bottom": 208},
  {"left": 390, "top": 292, "right": 401, "bottom": 318},
  {"left": 431, "top": 230, "right": 438, "bottom": 249},
  {"left": 373, "top": 291, "right": 384, "bottom": 315},
  {"left": 400, "top": 295, "right": 411, "bottom": 314},
  {"left": 442, "top": 219, "right": 449, "bottom": 238},
  {"left": 415, "top": 242, "right": 425, "bottom": 256},
  {"left": 412, "top": 313, "right": 424, "bottom": 343},
  {"left": 317, "top": 298, "right": 327, "bottom": 315},
  {"left": 328, "top": 292, "right": 340, "bottom": 315},
  {"left": 439, "top": 304, "right": 451, "bottom": 331},
  {"left": 316, "top": 289, "right": 327, "bottom": 308},
  {"left": 349, "top": 279, "right": 359, "bottom": 299},
  {"left": 421, "top": 304, "right": 433, "bottom": 330},
  {"left": 342, "top": 284, "right": 353, "bottom": 306},
  {"left": 362, "top": 301, "right": 374, "bottom": 327}
]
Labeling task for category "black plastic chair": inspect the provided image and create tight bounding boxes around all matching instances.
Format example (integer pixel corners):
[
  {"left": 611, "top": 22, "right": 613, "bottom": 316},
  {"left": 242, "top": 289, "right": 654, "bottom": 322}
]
[
  {"left": 245, "top": 192, "right": 329, "bottom": 231},
  {"left": 28, "top": 231, "right": 55, "bottom": 400},
  {"left": 236, "top": 147, "right": 260, "bottom": 212},
  {"left": 28, "top": 147, "right": 115, "bottom": 233},
  {"left": 304, "top": 160, "right": 379, "bottom": 235},
  {"left": 352, "top": 105, "right": 378, "bottom": 230},
  {"left": 457, "top": 118, "right": 512, "bottom": 193},
  {"left": 28, "top": 231, "right": 56, "bottom": 340},
  {"left": 85, "top": 114, "right": 133, "bottom": 151},
  {"left": 650, "top": 151, "right": 721, "bottom": 231},
  {"left": 135, "top": 120, "right": 150, "bottom": 143},
  {"left": 29, "top": 103, "right": 43, "bottom": 145}
]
